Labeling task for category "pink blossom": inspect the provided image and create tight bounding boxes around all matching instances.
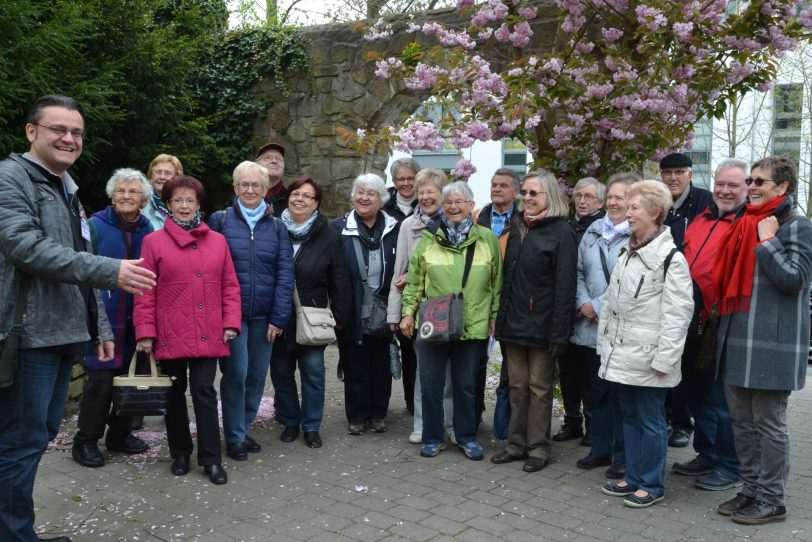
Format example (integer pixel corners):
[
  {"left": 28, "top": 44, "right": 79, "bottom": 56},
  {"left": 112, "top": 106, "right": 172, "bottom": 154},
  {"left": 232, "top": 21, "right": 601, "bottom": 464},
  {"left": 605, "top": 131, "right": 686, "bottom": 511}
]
[
  {"left": 509, "top": 21, "right": 533, "bottom": 48},
  {"left": 575, "top": 41, "right": 595, "bottom": 54},
  {"left": 451, "top": 159, "right": 477, "bottom": 180},
  {"left": 518, "top": 6, "right": 538, "bottom": 19},
  {"left": 525, "top": 115, "right": 542, "bottom": 130},
  {"left": 394, "top": 122, "right": 444, "bottom": 152},
  {"left": 494, "top": 24, "right": 511, "bottom": 42},
  {"left": 673, "top": 22, "right": 693, "bottom": 41},
  {"left": 601, "top": 27, "right": 623, "bottom": 41},
  {"left": 635, "top": 5, "right": 667, "bottom": 31},
  {"left": 405, "top": 63, "right": 447, "bottom": 90},
  {"left": 457, "top": 0, "right": 475, "bottom": 8},
  {"left": 374, "top": 58, "right": 403, "bottom": 79},
  {"left": 356, "top": 129, "right": 366, "bottom": 139},
  {"left": 364, "top": 18, "right": 393, "bottom": 41}
]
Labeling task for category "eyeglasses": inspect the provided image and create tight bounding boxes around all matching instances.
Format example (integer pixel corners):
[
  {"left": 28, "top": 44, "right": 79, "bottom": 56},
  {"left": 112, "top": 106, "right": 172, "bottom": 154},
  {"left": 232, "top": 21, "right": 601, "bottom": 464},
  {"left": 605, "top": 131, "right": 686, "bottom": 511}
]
[
  {"left": 290, "top": 191, "right": 316, "bottom": 201},
  {"left": 394, "top": 176, "right": 416, "bottom": 183},
  {"left": 520, "top": 189, "right": 545, "bottom": 198},
  {"left": 114, "top": 189, "right": 143, "bottom": 197},
  {"left": 356, "top": 191, "right": 380, "bottom": 199},
  {"left": 170, "top": 198, "right": 197, "bottom": 206},
  {"left": 443, "top": 200, "right": 472, "bottom": 207},
  {"left": 744, "top": 176, "right": 775, "bottom": 187},
  {"left": 574, "top": 193, "right": 597, "bottom": 201},
  {"left": 661, "top": 168, "right": 690, "bottom": 178},
  {"left": 237, "top": 182, "right": 263, "bottom": 192},
  {"left": 32, "top": 123, "right": 83, "bottom": 140},
  {"left": 152, "top": 169, "right": 176, "bottom": 177}
]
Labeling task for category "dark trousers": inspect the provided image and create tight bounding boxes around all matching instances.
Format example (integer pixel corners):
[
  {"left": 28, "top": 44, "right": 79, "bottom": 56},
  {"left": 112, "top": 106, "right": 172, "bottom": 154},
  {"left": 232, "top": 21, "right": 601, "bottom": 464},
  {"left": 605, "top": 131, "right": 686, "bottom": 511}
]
[
  {"left": 74, "top": 366, "right": 135, "bottom": 443},
  {"left": 398, "top": 331, "right": 417, "bottom": 412},
  {"left": 339, "top": 336, "right": 392, "bottom": 424},
  {"left": 585, "top": 348, "right": 625, "bottom": 463},
  {"left": 668, "top": 313, "right": 700, "bottom": 433},
  {"left": 557, "top": 345, "right": 595, "bottom": 431},
  {"left": 161, "top": 357, "right": 221, "bottom": 466},
  {"left": 475, "top": 344, "right": 488, "bottom": 426}
]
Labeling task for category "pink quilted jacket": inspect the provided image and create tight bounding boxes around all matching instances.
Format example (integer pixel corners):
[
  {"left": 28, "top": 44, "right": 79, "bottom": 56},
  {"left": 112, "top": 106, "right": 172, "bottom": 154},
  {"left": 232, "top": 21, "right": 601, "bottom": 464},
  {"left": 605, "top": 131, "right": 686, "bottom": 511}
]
[{"left": 134, "top": 219, "right": 242, "bottom": 360}]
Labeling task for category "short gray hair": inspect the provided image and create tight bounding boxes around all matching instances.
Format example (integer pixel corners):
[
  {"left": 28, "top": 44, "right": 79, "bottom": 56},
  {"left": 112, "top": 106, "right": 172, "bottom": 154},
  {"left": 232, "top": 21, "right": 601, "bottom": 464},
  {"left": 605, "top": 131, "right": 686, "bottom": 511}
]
[
  {"left": 715, "top": 158, "right": 749, "bottom": 177},
  {"left": 233, "top": 161, "right": 270, "bottom": 188},
  {"left": 105, "top": 168, "right": 152, "bottom": 201},
  {"left": 606, "top": 171, "right": 641, "bottom": 193},
  {"left": 352, "top": 173, "right": 390, "bottom": 205},
  {"left": 442, "top": 181, "right": 474, "bottom": 203},
  {"left": 573, "top": 176, "right": 606, "bottom": 202},
  {"left": 389, "top": 158, "right": 421, "bottom": 179},
  {"left": 524, "top": 170, "right": 570, "bottom": 218},
  {"left": 491, "top": 167, "right": 521, "bottom": 191}
]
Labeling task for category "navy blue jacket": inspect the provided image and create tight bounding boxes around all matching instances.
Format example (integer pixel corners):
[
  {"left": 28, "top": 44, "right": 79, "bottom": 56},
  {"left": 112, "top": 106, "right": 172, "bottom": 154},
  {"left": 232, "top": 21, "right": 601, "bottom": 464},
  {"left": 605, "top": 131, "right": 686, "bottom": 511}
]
[
  {"left": 331, "top": 211, "right": 399, "bottom": 344},
  {"left": 665, "top": 184, "right": 713, "bottom": 251},
  {"left": 209, "top": 203, "right": 295, "bottom": 327}
]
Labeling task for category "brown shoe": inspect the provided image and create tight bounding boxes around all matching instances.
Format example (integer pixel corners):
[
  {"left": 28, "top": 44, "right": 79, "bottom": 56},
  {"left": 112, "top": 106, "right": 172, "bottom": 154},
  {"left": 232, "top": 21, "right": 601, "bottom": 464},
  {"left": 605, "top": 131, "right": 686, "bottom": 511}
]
[
  {"left": 731, "top": 500, "right": 787, "bottom": 525},
  {"left": 490, "top": 450, "right": 527, "bottom": 464},
  {"left": 718, "top": 492, "right": 756, "bottom": 516},
  {"left": 522, "top": 457, "right": 549, "bottom": 472}
]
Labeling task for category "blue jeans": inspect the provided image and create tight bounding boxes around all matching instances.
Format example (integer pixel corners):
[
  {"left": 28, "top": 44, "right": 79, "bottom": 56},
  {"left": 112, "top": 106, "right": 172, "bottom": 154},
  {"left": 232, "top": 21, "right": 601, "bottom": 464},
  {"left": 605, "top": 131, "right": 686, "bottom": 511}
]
[
  {"left": 220, "top": 319, "right": 274, "bottom": 444},
  {"left": 417, "top": 339, "right": 484, "bottom": 446},
  {"left": 270, "top": 344, "right": 326, "bottom": 431},
  {"left": 588, "top": 348, "right": 625, "bottom": 463},
  {"left": 617, "top": 384, "right": 668, "bottom": 497},
  {"left": 0, "top": 347, "right": 76, "bottom": 542}
]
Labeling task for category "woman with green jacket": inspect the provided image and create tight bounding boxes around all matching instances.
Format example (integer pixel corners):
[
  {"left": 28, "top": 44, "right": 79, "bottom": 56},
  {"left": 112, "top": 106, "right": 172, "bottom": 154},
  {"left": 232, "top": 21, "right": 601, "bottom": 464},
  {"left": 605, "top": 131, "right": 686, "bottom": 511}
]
[{"left": 400, "top": 182, "right": 503, "bottom": 461}]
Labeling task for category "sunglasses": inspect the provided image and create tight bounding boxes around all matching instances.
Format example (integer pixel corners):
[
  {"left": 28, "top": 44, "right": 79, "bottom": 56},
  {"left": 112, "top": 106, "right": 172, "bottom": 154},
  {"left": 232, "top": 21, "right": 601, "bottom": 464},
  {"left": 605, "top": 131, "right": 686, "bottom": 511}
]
[
  {"left": 744, "top": 176, "right": 774, "bottom": 187},
  {"left": 519, "top": 189, "right": 545, "bottom": 197}
]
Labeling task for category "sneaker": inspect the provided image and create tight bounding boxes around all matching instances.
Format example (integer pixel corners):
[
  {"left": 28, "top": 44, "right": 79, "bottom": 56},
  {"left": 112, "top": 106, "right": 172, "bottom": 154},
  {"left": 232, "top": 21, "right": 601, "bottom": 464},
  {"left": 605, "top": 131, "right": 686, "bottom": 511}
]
[
  {"left": 695, "top": 471, "right": 743, "bottom": 491},
  {"left": 420, "top": 441, "right": 447, "bottom": 457},
  {"left": 732, "top": 500, "right": 787, "bottom": 525},
  {"left": 672, "top": 455, "right": 713, "bottom": 475},
  {"left": 459, "top": 441, "right": 484, "bottom": 461},
  {"left": 408, "top": 431, "right": 422, "bottom": 444},
  {"left": 602, "top": 481, "right": 634, "bottom": 497},
  {"left": 447, "top": 431, "right": 457, "bottom": 446},
  {"left": 624, "top": 492, "right": 665, "bottom": 508},
  {"left": 718, "top": 492, "right": 756, "bottom": 516},
  {"left": 347, "top": 423, "right": 365, "bottom": 435}
]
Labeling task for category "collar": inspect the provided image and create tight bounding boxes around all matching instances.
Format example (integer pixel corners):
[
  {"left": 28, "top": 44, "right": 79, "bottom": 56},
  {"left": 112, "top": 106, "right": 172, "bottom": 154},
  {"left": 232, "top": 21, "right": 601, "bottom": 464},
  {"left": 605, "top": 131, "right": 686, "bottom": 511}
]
[
  {"left": 22, "top": 152, "right": 79, "bottom": 194},
  {"left": 491, "top": 203, "right": 515, "bottom": 218},
  {"left": 672, "top": 184, "right": 691, "bottom": 211},
  {"left": 342, "top": 209, "right": 398, "bottom": 238}
]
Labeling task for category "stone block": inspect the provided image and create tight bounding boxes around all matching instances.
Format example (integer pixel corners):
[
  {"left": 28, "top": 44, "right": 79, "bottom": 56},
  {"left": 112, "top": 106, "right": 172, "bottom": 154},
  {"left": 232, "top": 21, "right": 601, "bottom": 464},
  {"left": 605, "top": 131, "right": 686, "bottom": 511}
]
[
  {"left": 313, "top": 64, "right": 340, "bottom": 78},
  {"left": 310, "top": 124, "right": 336, "bottom": 137}
]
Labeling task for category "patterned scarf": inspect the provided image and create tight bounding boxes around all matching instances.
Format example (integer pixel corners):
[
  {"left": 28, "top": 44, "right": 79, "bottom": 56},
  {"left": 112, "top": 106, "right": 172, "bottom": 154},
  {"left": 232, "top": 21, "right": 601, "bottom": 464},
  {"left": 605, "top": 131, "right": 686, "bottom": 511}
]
[
  {"left": 151, "top": 193, "right": 170, "bottom": 219},
  {"left": 282, "top": 208, "right": 320, "bottom": 241},
  {"left": 416, "top": 205, "right": 443, "bottom": 226},
  {"left": 442, "top": 214, "right": 473, "bottom": 247},
  {"left": 601, "top": 214, "right": 630, "bottom": 243},
  {"left": 355, "top": 211, "right": 384, "bottom": 249},
  {"left": 170, "top": 210, "right": 203, "bottom": 231}
]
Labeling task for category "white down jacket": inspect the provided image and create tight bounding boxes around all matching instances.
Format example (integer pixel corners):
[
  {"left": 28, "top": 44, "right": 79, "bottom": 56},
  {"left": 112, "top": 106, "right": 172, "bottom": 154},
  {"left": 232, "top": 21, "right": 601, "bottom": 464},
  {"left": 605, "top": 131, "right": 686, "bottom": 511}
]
[{"left": 596, "top": 227, "right": 694, "bottom": 388}]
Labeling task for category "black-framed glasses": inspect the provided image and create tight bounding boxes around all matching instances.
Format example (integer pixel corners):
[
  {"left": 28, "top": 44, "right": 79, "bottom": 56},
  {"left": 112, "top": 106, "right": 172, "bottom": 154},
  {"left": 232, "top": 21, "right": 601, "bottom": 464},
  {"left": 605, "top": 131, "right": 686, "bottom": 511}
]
[
  {"left": 290, "top": 191, "right": 316, "bottom": 201},
  {"left": 520, "top": 189, "right": 545, "bottom": 198},
  {"left": 744, "top": 176, "right": 775, "bottom": 187},
  {"left": 32, "top": 123, "right": 84, "bottom": 140}
]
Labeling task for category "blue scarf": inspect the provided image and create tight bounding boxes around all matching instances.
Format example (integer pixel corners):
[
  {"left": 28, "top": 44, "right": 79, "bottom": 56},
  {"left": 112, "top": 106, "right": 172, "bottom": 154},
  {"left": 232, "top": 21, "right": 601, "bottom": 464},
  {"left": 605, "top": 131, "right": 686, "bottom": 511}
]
[
  {"left": 601, "top": 214, "right": 630, "bottom": 243},
  {"left": 442, "top": 215, "right": 473, "bottom": 247},
  {"left": 281, "top": 208, "right": 320, "bottom": 240},
  {"left": 238, "top": 198, "right": 267, "bottom": 232}
]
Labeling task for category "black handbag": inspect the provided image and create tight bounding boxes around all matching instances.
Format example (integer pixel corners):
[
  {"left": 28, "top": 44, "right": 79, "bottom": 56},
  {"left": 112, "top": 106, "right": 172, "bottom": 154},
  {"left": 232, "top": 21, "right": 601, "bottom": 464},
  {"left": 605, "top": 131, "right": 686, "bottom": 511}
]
[
  {"left": 417, "top": 242, "right": 476, "bottom": 343},
  {"left": 112, "top": 353, "right": 173, "bottom": 416},
  {"left": 0, "top": 273, "right": 31, "bottom": 388},
  {"left": 352, "top": 237, "right": 393, "bottom": 337}
]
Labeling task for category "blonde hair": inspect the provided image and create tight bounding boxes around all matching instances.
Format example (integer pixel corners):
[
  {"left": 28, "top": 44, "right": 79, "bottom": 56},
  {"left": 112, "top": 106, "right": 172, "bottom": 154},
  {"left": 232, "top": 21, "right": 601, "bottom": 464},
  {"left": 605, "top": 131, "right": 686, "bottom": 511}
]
[
  {"left": 524, "top": 170, "right": 569, "bottom": 218},
  {"left": 628, "top": 180, "right": 673, "bottom": 225},
  {"left": 415, "top": 168, "right": 448, "bottom": 193},
  {"left": 232, "top": 161, "right": 270, "bottom": 188},
  {"left": 147, "top": 154, "right": 183, "bottom": 180}
]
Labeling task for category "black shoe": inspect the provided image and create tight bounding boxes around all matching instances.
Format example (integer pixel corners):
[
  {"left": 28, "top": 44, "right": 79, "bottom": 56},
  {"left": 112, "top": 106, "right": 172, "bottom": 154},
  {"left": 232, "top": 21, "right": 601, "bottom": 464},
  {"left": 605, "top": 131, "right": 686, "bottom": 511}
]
[
  {"left": 38, "top": 537, "right": 72, "bottom": 542},
  {"left": 605, "top": 463, "right": 627, "bottom": 480},
  {"left": 732, "top": 500, "right": 787, "bottom": 525},
  {"left": 105, "top": 434, "right": 148, "bottom": 454},
  {"left": 672, "top": 455, "right": 713, "bottom": 475},
  {"left": 347, "top": 423, "right": 365, "bottom": 435},
  {"left": 244, "top": 435, "right": 261, "bottom": 453},
  {"left": 552, "top": 425, "right": 583, "bottom": 441},
  {"left": 171, "top": 455, "right": 190, "bottom": 476},
  {"left": 522, "top": 457, "right": 549, "bottom": 472},
  {"left": 336, "top": 365, "right": 344, "bottom": 382},
  {"left": 72, "top": 441, "right": 105, "bottom": 468},
  {"left": 580, "top": 431, "right": 591, "bottom": 447},
  {"left": 226, "top": 441, "right": 248, "bottom": 461},
  {"left": 668, "top": 429, "right": 691, "bottom": 448},
  {"left": 130, "top": 416, "right": 144, "bottom": 431},
  {"left": 718, "top": 492, "right": 756, "bottom": 516},
  {"left": 576, "top": 453, "right": 611, "bottom": 469},
  {"left": 204, "top": 464, "right": 228, "bottom": 485},
  {"left": 490, "top": 450, "right": 527, "bottom": 464},
  {"left": 304, "top": 431, "right": 322, "bottom": 448},
  {"left": 280, "top": 426, "right": 300, "bottom": 442},
  {"left": 366, "top": 418, "right": 386, "bottom": 433}
]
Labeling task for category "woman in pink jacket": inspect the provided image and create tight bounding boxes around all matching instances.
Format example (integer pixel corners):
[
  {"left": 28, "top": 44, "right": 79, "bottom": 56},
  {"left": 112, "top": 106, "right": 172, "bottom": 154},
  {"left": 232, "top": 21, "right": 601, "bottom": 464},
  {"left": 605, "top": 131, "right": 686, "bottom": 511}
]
[{"left": 134, "top": 176, "right": 241, "bottom": 485}]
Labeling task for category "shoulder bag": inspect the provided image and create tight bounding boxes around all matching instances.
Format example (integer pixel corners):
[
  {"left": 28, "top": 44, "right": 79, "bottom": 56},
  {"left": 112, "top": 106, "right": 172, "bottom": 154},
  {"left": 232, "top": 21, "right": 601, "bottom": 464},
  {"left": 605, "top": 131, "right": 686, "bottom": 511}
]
[
  {"left": 294, "top": 287, "right": 337, "bottom": 346},
  {"left": 417, "top": 241, "right": 476, "bottom": 343},
  {"left": 352, "top": 237, "right": 392, "bottom": 337},
  {"left": 112, "top": 352, "right": 174, "bottom": 416}
]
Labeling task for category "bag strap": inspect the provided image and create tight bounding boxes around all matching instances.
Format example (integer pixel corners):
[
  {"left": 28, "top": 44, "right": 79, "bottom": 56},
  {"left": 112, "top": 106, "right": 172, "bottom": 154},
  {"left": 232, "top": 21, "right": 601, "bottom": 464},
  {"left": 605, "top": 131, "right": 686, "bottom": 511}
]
[
  {"left": 127, "top": 352, "right": 159, "bottom": 378},
  {"left": 351, "top": 237, "right": 369, "bottom": 284},
  {"left": 293, "top": 286, "right": 303, "bottom": 309},
  {"left": 460, "top": 242, "right": 476, "bottom": 291},
  {"left": 598, "top": 246, "right": 611, "bottom": 284},
  {"left": 8, "top": 273, "right": 31, "bottom": 335},
  {"left": 663, "top": 247, "right": 678, "bottom": 279}
]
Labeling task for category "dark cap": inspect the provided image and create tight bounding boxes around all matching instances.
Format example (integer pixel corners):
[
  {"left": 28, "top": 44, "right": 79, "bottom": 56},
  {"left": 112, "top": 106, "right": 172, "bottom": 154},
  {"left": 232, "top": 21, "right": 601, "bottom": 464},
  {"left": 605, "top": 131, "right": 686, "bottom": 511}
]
[
  {"left": 659, "top": 152, "right": 692, "bottom": 170},
  {"left": 256, "top": 141, "right": 285, "bottom": 158}
]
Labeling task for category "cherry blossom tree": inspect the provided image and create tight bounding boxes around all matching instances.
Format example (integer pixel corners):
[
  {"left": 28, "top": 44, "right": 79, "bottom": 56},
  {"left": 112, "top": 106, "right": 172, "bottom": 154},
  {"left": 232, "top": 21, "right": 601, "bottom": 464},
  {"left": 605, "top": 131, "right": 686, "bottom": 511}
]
[{"left": 345, "top": 0, "right": 812, "bottom": 182}]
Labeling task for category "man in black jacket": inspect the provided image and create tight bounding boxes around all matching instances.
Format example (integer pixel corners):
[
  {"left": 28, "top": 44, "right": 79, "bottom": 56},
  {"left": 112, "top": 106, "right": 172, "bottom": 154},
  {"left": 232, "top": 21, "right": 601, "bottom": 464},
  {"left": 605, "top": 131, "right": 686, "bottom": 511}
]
[{"left": 257, "top": 141, "right": 288, "bottom": 217}]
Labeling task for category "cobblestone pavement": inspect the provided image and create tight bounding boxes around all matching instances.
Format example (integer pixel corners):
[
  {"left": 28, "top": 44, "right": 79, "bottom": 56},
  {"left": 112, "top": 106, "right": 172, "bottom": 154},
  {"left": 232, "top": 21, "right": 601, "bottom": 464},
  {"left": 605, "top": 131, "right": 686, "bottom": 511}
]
[{"left": 34, "top": 347, "right": 812, "bottom": 541}]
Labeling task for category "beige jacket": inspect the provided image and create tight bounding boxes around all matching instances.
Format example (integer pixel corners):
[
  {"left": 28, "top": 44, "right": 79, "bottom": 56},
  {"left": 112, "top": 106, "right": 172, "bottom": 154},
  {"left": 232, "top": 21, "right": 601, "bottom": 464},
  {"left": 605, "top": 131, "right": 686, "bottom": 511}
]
[
  {"left": 596, "top": 228, "right": 694, "bottom": 388},
  {"left": 387, "top": 214, "right": 427, "bottom": 324}
]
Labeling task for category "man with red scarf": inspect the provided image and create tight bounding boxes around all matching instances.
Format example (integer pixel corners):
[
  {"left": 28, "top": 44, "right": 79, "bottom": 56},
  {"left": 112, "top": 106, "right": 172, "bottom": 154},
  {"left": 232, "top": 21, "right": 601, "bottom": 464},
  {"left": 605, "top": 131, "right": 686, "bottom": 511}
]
[{"left": 712, "top": 156, "right": 812, "bottom": 525}]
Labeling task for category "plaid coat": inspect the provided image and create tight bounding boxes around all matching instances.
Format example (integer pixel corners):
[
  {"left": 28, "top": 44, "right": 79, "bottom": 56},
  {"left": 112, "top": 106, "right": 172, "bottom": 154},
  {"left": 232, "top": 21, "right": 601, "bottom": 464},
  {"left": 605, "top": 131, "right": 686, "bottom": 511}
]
[{"left": 716, "top": 209, "right": 812, "bottom": 391}]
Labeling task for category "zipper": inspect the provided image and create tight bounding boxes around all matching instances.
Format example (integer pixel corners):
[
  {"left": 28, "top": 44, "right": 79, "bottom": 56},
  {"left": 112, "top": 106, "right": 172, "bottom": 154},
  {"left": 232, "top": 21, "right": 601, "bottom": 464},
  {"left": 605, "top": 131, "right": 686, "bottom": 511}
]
[{"left": 633, "top": 276, "right": 644, "bottom": 299}]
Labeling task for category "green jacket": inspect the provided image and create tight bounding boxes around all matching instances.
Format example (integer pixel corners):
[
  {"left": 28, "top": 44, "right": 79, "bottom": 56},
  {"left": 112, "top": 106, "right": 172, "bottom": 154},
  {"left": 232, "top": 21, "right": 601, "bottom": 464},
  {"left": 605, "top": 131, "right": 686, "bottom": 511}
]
[{"left": 401, "top": 224, "right": 503, "bottom": 340}]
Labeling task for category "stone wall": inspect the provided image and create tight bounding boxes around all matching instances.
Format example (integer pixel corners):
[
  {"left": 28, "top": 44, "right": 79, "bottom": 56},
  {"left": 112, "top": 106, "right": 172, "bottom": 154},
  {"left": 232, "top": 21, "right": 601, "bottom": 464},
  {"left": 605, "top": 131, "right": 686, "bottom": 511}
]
[{"left": 253, "top": 1, "right": 560, "bottom": 216}]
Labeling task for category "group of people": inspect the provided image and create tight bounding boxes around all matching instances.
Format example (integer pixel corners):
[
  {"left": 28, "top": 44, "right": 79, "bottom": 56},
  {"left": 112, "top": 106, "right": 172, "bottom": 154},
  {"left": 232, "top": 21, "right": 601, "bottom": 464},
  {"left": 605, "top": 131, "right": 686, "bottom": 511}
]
[{"left": 1, "top": 95, "right": 810, "bottom": 542}]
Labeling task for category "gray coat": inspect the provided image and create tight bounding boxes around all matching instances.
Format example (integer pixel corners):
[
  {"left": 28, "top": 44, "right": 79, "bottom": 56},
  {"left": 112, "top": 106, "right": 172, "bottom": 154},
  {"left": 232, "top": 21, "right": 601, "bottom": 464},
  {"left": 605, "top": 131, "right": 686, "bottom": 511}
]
[
  {"left": 0, "top": 154, "right": 117, "bottom": 348},
  {"left": 571, "top": 218, "right": 630, "bottom": 347},
  {"left": 717, "top": 212, "right": 812, "bottom": 391}
]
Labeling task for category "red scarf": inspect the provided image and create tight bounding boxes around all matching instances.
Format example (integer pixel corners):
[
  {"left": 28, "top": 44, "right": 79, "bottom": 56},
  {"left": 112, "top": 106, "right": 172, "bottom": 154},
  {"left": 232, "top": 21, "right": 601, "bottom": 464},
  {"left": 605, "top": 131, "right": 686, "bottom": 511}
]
[{"left": 712, "top": 195, "right": 786, "bottom": 315}]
